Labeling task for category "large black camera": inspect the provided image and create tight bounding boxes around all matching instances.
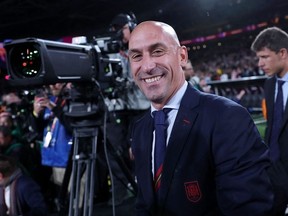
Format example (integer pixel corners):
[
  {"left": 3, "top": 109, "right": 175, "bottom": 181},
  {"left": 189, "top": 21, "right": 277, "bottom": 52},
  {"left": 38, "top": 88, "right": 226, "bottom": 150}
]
[
  {"left": 4, "top": 37, "right": 126, "bottom": 127},
  {"left": 4, "top": 37, "right": 122, "bottom": 88}
]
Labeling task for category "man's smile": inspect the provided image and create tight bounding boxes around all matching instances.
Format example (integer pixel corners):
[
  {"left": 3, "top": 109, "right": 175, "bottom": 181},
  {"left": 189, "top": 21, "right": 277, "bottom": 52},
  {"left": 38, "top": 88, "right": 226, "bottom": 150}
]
[{"left": 143, "top": 75, "right": 162, "bottom": 83}]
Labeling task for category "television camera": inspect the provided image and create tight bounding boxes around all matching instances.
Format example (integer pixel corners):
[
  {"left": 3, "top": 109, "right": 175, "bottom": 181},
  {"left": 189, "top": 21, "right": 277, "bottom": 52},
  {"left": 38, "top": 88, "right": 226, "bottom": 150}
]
[
  {"left": 4, "top": 36, "right": 123, "bottom": 92},
  {"left": 4, "top": 36, "right": 128, "bottom": 123}
]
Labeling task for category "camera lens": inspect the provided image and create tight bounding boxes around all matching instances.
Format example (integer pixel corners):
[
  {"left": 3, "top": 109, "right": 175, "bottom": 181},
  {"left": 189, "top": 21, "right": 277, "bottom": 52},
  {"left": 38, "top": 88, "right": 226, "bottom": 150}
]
[{"left": 9, "top": 43, "right": 41, "bottom": 78}]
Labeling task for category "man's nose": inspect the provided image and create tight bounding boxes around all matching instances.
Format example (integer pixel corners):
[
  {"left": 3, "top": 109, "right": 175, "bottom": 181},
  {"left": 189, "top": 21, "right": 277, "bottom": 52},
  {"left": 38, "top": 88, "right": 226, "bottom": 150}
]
[
  {"left": 258, "top": 59, "right": 264, "bottom": 68},
  {"left": 141, "top": 55, "right": 156, "bottom": 73}
]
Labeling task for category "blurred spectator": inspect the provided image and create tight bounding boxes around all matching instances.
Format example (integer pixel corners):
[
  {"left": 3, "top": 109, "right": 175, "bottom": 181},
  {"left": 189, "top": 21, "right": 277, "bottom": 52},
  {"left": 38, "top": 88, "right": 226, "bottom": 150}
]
[
  {"left": 28, "top": 83, "right": 73, "bottom": 212},
  {"left": 0, "top": 112, "right": 13, "bottom": 128},
  {"left": 199, "top": 77, "right": 212, "bottom": 93},
  {"left": 183, "top": 59, "right": 195, "bottom": 80},
  {"left": 0, "top": 154, "right": 48, "bottom": 216},
  {"left": 1, "top": 92, "right": 21, "bottom": 106},
  {"left": 0, "top": 90, "right": 27, "bottom": 141},
  {"left": 230, "top": 66, "right": 242, "bottom": 80},
  {"left": 0, "top": 112, "right": 22, "bottom": 141},
  {"left": 183, "top": 59, "right": 202, "bottom": 91},
  {"left": 0, "top": 126, "right": 34, "bottom": 176},
  {"left": 232, "top": 89, "right": 246, "bottom": 104}
]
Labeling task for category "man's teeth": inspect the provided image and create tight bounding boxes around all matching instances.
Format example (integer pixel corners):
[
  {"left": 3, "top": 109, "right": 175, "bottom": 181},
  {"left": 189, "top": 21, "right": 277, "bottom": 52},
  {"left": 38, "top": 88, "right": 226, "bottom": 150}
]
[{"left": 144, "top": 76, "right": 161, "bottom": 83}]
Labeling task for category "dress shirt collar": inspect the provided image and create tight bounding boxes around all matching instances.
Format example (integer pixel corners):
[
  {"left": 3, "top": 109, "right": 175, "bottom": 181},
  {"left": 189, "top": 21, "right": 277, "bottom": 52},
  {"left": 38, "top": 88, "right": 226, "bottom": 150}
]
[
  {"left": 277, "top": 72, "right": 288, "bottom": 82},
  {"left": 151, "top": 81, "right": 188, "bottom": 114}
]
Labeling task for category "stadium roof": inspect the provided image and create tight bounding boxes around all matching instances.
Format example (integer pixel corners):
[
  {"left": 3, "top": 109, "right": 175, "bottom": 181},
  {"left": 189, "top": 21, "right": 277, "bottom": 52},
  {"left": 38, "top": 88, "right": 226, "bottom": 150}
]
[{"left": 0, "top": 0, "right": 287, "bottom": 42}]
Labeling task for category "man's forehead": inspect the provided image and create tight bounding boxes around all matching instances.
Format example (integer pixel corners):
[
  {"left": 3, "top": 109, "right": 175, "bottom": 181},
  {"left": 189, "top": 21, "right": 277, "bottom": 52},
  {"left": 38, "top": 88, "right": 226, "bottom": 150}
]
[
  {"left": 131, "top": 22, "right": 178, "bottom": 45},
  {"left": 130, "top": 32, "right": 175, "bottom": 50},
  {"left": 257, "top": 47, "right": 274, "bottom": 55},
  {"left": 132, "top": 27, "right": 161, "bottom": 40}
]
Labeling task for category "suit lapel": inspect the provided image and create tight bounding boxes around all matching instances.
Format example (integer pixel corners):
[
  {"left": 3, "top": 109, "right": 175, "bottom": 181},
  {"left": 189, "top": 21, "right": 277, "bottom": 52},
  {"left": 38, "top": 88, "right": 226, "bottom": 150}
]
[
  {"left": 265, "top": 77, "right": 275, "bottom": 123},
  {"left": 135, "top": 112, "right": 156, "bottom": 204},
  {"left": 265, "top": 77, "right": 276, "bottom": 141},
  {"left": 160, "top": 85, "right": 200, "bottom": 204},
  {"left": 265, "top": 77, "right": 288, "bottom": 137}
]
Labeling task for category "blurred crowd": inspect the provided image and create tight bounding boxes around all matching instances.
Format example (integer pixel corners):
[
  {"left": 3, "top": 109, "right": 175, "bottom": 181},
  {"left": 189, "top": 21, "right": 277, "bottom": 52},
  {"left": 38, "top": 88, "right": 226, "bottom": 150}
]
[
  {"left": 182, "top": 45, "right": 267, "bottom": 111},
  {"left": 188, "top": 47, "right": 265, "bottom": 88}
]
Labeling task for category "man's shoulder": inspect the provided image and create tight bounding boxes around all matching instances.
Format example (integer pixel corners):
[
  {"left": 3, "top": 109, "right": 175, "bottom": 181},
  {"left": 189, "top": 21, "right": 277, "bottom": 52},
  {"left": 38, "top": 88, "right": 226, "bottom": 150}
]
[
  {"left": 185, "top": 86, "right": 241, "bottom": 110},
  {"left": 133, "top": 110, "right": 150, "bottom": 124},
  {"left": 130, "top": 110, "right": 151, "bottom": 135},
  {"left": 264, "top": 76, "right": 275, "bottom": 86}
]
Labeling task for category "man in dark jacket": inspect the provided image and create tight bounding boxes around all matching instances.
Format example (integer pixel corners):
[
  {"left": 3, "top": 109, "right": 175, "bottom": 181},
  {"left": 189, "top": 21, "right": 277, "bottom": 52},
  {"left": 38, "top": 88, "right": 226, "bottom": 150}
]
[
  {"left": 128, "top": 21, "right": 274, "bottom": 215},
  {"left": 251, "top": 26, "right": 288, "bottom": 215},
  {"left": 0, "top": 154, "right": 48, "bottom": 216}
]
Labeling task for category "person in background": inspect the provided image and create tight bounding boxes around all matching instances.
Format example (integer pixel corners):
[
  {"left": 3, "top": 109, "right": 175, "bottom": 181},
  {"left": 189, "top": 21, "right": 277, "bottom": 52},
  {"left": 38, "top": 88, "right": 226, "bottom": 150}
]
[
  {"left": 1, "top": 91, "right": 21, "bottom": 108},
  {"left": 198, "top": 76, "right": 211, "bottom": 93},
  {"left": 128, "top": 21, "right": 273, "bottom": 215},
  {"left": 92, "top": 12, "right": 150, "bottom": 206},
  {"left": 108, "top": 12, "right": 150, "bottom": 111},
  {"left": 29, "top": 83, "right": 73, "bottom": 212},
  {"left": 0, "top": 111, "right": 23, "bottom": 142},
  {"left": 183, "top": 59, "right": 202, "bottom": 91},
  {"left": 0, "top": 91, "right": 24, "bottom": 139},
  {"left": 251, "top": 26, "right": 288, "bottom": 215},
  {"left": 0, "top": 126, "right": 33, "bottom": 176},
  {"left": 0, "top": 154, "right": 48, "bottom": 216},
  {"left": 0, "top": 112, "right": 13, "bottom": 128}
]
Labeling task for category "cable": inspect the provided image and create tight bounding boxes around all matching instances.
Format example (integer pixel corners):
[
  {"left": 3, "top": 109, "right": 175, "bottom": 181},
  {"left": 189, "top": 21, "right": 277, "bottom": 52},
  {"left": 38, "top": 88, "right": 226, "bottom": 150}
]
[{"left": 93, "top": 78, "right": 116, "bottom": 216}]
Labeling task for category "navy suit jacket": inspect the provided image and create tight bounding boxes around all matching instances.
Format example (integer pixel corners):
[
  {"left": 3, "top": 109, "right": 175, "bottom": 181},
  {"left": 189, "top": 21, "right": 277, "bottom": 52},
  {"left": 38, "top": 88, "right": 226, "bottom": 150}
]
[
  {"left": 131, "top": 84, "right": 274, "bottom": 216},
  {"left": 264, "top": 77, "right": 288, "bottom": 214},
  {"left": 0, "top": 174, "right": 48, "bottom": 216},
  {"left": 264, "top": 76, "right": 288, "bottom": 168}
]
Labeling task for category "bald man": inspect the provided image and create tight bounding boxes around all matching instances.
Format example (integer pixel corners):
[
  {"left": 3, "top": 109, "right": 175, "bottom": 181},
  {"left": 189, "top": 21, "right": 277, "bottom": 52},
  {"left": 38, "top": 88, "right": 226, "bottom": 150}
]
[{"left": 128, "top": 21, "right": 274, "bottom": 216}]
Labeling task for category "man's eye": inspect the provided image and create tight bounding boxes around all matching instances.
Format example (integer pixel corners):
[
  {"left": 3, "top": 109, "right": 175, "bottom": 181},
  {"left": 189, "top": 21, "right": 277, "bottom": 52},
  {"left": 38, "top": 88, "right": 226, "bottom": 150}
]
[
  {"left": 152, "top": 49, "right": 164, "bottom": 56},
  {"left": 130, "top": 54, "right": 142, "bottom": 61}
]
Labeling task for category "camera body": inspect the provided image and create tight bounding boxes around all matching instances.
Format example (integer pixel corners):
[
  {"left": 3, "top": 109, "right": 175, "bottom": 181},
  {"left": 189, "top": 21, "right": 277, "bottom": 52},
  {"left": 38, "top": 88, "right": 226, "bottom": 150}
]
[{"left": 4, "top": 37, "right": 122, "bottom": 88}]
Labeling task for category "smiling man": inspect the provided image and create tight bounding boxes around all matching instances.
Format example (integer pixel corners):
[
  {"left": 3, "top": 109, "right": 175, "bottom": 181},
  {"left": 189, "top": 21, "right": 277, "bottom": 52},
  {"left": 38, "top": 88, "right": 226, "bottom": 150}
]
[
  {"left": 128, "top": 21, "right": 274, "bottom": 216},
  {"left": 128, "top": 21, "right": 186, "bottom": 110}
]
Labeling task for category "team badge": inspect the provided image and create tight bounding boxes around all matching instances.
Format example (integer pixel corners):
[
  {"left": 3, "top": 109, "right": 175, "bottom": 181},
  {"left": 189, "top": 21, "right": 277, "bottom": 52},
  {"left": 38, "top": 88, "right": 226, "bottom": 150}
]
[{"left": 184, "top": 181, "right": 202, "bottom": 202}]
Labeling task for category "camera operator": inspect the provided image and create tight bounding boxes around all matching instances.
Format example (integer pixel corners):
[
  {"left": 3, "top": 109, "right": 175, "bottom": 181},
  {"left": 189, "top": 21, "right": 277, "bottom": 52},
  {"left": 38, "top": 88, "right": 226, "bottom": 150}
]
[
  {"left": 96, "top": 12, "right": 150, "bottom": 206},
  {"left": 108, "top": 12, "right": 150, "bottom": 112},
  {"left": 28, "top": 82, "right": 73, "bottom": 213}
]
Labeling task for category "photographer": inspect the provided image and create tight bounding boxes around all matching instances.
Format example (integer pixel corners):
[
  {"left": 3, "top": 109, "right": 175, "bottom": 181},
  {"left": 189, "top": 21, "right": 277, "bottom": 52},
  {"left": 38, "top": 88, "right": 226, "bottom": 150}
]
[{"left": 28, "top": 83, "right": 73, "bottom": 213}]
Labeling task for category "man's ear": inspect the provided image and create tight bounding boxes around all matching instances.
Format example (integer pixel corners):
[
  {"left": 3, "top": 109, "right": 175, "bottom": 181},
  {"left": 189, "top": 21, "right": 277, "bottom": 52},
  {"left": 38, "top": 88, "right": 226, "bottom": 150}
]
[
  {"left": 279, "top": 48, "right": 288, "bottom": 59},
  {"left": 179, "top": 46, "right": 188, "bottom": 67}
]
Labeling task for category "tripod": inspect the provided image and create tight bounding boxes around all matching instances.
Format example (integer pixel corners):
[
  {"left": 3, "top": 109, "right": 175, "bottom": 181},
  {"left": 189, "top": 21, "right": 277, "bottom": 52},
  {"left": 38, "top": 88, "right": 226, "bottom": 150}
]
[
  {"left": 68, "top": 126, "right": 99, "bottom": 216},
  {"left": 63, "top": 114, "right": 137, "bottom": 216}
]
